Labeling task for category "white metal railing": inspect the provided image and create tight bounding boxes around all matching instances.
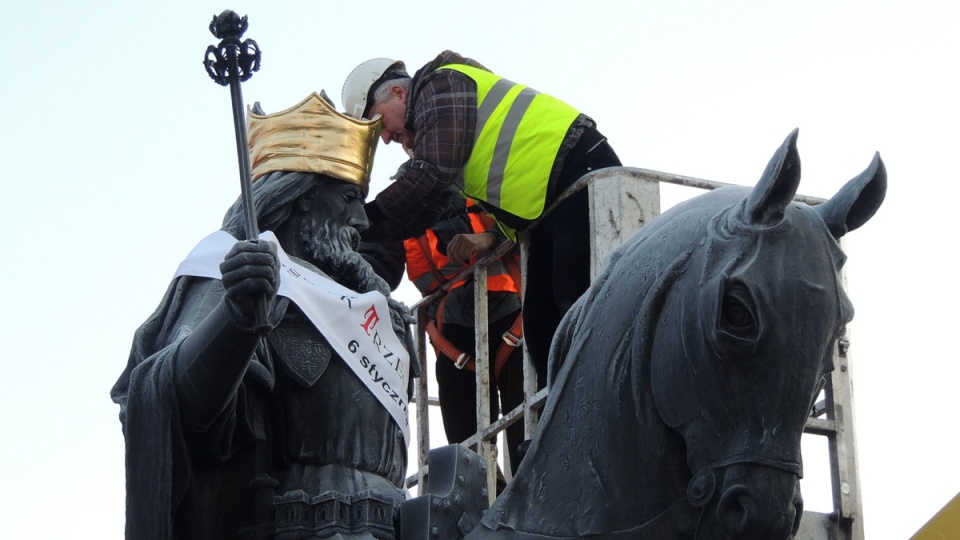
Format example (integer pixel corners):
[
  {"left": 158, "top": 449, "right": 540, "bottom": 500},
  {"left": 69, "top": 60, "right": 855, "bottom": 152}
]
[{"left": 403, "top": 167, "right": 863, "bottom": 540}]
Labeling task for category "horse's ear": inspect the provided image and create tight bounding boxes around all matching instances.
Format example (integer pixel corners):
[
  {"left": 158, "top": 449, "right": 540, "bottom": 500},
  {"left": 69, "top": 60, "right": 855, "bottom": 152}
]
[
  {"left": 745, "top": 129, "right": 801, "bottom": 226},
  {"left": 815, "top": 153, "right": 887, "bottom": 239}
]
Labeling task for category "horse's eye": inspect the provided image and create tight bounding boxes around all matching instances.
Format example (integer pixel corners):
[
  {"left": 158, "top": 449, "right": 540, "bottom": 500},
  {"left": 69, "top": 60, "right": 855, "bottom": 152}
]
[{"left": 720, "top": 284, "right": 758, "bottom": 338}]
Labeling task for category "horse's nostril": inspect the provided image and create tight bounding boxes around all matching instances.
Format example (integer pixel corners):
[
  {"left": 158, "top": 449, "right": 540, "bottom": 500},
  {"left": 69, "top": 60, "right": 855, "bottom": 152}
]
[
  {"left": 717, "top": 484, "right": 755, "bottom": 535},
  {"left": 717, "top": 481, "right": 802, "bottom": 539},
  {"left": 791, "top": 490, "right": 805, "bottom": 536}
]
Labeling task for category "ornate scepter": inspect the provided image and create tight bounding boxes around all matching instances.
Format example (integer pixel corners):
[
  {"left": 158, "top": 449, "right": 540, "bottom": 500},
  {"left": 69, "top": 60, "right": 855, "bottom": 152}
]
[{"left": 203, "top": 10, "right": 269, "bottom": 329}]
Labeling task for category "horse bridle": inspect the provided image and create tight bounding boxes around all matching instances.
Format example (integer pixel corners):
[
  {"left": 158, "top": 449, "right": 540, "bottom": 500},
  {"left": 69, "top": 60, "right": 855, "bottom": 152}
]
[
  {"left": 687, "top": 453, "right": 803, "bottom": 506},
  {"left": 584, "top": 454, "right": 804, "bottom": 539},
  {"left": 683, "top": 454, "right": 804, "bottom": 539}
]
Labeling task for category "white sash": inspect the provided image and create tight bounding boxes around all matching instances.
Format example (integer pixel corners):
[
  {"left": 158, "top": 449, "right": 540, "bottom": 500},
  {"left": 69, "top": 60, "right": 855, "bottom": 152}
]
[{"left": 174, "top": 230, "right": 410, "bottom": 444}]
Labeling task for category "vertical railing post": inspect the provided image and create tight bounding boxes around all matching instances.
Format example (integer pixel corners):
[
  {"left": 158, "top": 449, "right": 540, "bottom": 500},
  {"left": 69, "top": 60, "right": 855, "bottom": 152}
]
[
  {"left": 518, "top": 235, "right": 541, "bottom": 441},
  {"left": 586, "top": 168, "right": 661, "bottom": 280},
  {"left": 415, "top": 305, "right": 431, "bottom": 495},
  {"left": 473, "top": 266, "right": 498, "bottom": 504},
  {"left": 826, "top": 245, "right": 866, "bottom": 539},
  {"left": 799, "top": 243, "right": 866, "bottom": 540}
]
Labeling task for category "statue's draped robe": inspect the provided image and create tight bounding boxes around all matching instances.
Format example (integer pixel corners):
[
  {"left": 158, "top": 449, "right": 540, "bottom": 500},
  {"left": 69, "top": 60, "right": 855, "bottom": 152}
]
[{"left": 112, "top": 269, "right": 407, "bottom": 539}]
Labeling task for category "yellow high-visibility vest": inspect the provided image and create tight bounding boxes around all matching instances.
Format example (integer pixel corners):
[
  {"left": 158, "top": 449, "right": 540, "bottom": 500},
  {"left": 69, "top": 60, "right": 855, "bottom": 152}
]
[{"left": 438, "top": 63, "right": 581, "bottom": 240}]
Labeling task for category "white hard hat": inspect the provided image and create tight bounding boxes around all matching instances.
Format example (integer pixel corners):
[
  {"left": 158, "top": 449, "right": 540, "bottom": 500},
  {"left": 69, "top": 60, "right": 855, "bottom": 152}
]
[{"left": 341, "top": 58, "right": 407, "bottom": 119}]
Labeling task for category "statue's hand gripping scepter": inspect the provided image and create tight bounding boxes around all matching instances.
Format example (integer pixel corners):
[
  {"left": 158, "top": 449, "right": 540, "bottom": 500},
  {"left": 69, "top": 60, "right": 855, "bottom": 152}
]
[{"left": 203, "top": 10, "right": 270, "bottom": 331}]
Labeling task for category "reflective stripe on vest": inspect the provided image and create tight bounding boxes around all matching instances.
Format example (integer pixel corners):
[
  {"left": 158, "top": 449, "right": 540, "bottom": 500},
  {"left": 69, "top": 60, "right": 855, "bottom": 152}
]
[{"left": 438, "top": 64, "right": 581, "bottom": 229}]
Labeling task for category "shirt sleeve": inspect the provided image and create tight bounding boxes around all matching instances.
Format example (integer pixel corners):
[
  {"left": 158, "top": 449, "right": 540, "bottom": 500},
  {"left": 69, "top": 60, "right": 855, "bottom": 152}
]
[
  {"left": 358, "top": 239, "right": 407, "bottom": 292},
  {"left": 363, "top": 69, "right": 477, "bottom": 242}
]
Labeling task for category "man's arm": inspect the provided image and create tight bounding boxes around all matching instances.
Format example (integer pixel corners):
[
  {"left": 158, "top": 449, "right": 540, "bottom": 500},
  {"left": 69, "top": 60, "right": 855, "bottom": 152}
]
[
  {"left": 359, "top": 239, "right": 407, "bottom": 291},
  {"left": 363, "top": 70, "right": 477, "bottom": 241}
]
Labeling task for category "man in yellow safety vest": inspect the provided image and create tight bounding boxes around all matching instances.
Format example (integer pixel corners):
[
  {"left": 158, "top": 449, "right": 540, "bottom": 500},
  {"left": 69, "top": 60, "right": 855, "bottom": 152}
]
[{"left": 342, "top": 51, "right": 621, "bottom": 388}]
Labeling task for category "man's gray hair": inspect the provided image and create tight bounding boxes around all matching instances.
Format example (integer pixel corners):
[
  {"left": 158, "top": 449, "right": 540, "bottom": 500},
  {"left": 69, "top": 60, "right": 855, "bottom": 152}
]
[{"left": 371, "top": 76, "right": 411, "bottom": 107}]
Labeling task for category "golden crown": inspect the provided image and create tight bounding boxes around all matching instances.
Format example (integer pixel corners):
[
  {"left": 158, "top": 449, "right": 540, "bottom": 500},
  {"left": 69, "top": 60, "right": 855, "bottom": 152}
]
[{"left": 247, "top": 92, "right": 382, "bottom": 194}]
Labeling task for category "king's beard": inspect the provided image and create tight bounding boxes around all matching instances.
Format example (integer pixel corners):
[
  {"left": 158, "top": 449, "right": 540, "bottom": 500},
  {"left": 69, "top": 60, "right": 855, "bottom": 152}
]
[
  {"left": 298, "top": 217, "right": 390, "bottom": 297},
  {"left": 298, "top": 217, "right": 409, "bottom": 338}
]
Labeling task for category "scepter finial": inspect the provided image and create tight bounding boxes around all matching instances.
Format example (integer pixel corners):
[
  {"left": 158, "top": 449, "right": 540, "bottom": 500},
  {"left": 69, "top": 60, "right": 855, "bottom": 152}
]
[
  {"left": 204, "top": 10, "right": 261, "bottom": 87},
  {"left": 209, "top": 9, "right": 246, "bottom": 40}
]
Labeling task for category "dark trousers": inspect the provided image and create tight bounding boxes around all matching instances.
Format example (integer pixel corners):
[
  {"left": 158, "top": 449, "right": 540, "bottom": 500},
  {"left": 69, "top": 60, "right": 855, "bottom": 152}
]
[
  {"left": 523, "top": 127, "right": 622, "bottom": 388},
  {"left": 435, "top": 313, "right": 525, "bottom": 475}
]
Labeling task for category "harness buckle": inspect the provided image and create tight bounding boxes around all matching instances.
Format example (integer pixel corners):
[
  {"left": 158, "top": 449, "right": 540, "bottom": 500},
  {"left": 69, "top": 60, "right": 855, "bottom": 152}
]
[
  {"left": 501, "top": 331, "right": 523, "bottom": 348},
  {"left": 454, "top": 353, "right": 472, "bottom": 369}
]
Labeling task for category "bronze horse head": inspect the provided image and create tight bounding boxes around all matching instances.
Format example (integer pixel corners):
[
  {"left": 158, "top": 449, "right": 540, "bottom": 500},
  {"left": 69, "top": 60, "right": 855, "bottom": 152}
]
[{"left": 467, "top": 129, "right": 885, "bottom": 539}]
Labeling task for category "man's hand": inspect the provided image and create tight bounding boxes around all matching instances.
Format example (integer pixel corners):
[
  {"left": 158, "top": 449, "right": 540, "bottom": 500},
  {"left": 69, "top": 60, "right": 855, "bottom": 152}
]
[
  {"left": 219, "top": 240, "right": 279, "bottom": 330},
  {"left": 446, "top": 232, "right": 496, "bottom": 265}
]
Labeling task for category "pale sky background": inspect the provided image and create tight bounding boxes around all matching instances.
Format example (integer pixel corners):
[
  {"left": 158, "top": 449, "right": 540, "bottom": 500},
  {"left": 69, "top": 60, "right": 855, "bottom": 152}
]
[{"left": 1, "top": 1, "right": 957, "bottom": 538}]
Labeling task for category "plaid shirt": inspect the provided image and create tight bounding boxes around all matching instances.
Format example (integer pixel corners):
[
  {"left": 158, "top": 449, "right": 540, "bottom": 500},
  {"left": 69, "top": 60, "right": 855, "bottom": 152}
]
[{"left": 363, "top": 51, "right": 588, "bottom": 242}]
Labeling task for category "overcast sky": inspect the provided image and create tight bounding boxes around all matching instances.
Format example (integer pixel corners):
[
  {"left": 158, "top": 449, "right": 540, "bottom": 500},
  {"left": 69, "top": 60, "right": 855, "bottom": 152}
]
[{"left": 1, "top": 1, "right": 957, "bottom": 538}]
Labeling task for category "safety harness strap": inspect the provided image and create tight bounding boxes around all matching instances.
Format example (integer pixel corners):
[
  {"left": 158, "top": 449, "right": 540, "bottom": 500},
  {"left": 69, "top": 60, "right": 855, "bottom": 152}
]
[
  {"left": 417, "top": 234, "right": 449, "bottom": 292},
  {"left": 427, "top": 294, "right": 523, "bottom": 382}
]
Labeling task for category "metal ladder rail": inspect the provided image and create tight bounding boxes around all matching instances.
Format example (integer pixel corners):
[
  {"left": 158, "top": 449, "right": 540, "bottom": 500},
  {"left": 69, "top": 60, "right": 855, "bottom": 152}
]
[{"left": 799, "top": 272, "right": 866, "bottom": 540}]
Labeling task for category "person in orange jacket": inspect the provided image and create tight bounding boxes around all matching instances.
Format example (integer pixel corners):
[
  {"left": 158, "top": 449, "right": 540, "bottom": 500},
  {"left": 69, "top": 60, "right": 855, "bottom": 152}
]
[{"left": 404, "top": 197, "right": 525, "bottom": 474}]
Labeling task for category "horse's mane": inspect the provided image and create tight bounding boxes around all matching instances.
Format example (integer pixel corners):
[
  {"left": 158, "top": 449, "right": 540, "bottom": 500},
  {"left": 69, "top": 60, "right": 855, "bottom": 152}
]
[{"left": 549, "top": 188, "right": 746, "bottom": 384}]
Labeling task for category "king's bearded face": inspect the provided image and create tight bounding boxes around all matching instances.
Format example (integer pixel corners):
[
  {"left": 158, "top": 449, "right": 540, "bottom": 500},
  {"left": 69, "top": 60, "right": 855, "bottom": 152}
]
[{"left": 298, "top": 210, "right": 389, "bottom": 296}]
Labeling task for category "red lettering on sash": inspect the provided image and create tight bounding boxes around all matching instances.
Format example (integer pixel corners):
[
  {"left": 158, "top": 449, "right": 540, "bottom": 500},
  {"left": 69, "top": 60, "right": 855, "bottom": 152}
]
[{"left": 361, "top": 305, "right": 380, "bottom": 335}]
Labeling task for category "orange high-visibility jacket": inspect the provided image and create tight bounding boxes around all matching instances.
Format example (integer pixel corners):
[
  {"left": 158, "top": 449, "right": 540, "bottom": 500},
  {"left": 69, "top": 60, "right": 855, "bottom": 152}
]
[{"left": 403, "top": 200, "right": 520, "bottom": 296}]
